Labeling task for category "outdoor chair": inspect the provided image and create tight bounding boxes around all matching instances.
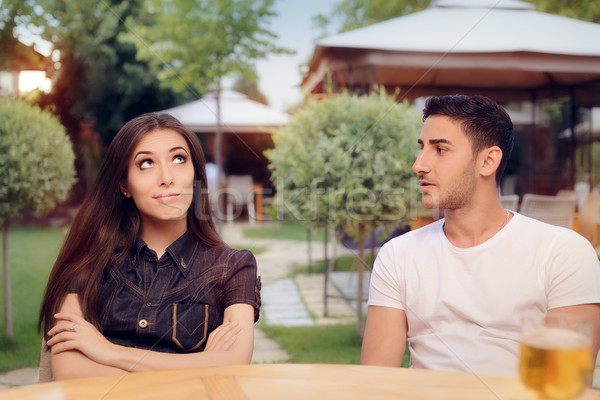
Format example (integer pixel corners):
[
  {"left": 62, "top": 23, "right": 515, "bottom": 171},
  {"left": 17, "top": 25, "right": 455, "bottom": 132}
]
[
  {"left": 577, "top": 193, "right": 600, "bottom": 247},
  {"left": 226, "top": 175, "right": 256, "bottom": 225},
  {"left": 520, "top": 193, "right": 577, "bottom": 229},
  {"left": 38, "top": 339, "right": 53, "bottom": 382},
  {"left": 499, "top": 194, "right": 519, "bottom": 211}
]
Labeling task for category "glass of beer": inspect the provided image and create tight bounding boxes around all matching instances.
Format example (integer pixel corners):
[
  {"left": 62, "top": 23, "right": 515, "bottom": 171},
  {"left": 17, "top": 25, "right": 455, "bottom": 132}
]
[{"left": 519, "top": 313, "right": 594, "bottom": 400}]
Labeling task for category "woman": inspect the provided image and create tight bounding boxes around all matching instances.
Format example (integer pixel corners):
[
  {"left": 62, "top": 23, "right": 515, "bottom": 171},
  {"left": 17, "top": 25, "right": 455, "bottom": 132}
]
[{"left": 38, "top": 113, "right": 261, "bottom": 380}]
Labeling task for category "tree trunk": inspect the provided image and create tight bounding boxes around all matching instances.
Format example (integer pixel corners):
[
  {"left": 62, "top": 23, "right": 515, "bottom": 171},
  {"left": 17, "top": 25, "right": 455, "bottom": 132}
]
[
  {"left": 2, "top": 224, "right": 13, "bottom": 338},
  {"left": 214, "top": 80, "right": 223, "bottom": 235},
  {"left": 356, "top": 224, "right": 366, "bottom": 339}
]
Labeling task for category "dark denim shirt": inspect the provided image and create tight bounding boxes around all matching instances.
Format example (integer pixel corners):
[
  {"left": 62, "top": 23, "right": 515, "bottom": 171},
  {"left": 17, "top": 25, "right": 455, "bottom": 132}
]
[{"left": 98, "top": 230, "right": 261, "bottom": 353}]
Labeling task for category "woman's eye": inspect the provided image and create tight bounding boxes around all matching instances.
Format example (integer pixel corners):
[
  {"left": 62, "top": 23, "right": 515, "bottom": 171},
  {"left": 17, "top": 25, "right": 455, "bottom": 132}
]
[
  {"left": 173, "top": 155, "right": 186, "bottom": 164},
  {"left": 140, "top": 160, "right": 153, "bottom": 169}
]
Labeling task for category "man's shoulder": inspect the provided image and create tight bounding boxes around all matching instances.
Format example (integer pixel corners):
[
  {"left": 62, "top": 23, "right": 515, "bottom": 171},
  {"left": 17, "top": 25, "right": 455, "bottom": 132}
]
[
  {"left": 511, "top": 212, "right": 595, "bottom": 253},
  {"left": 382, "top": 219, "right": 444, "bottom": 250},
  {"left": 513, "top": 212, "right": 585, "bottom": 240}
]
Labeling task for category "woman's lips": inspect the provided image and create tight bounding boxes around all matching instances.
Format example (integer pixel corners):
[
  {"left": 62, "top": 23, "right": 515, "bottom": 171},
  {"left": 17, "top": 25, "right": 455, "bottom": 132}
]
[{"left": 156, "top": 193, "right": 180, "bottom": 201}]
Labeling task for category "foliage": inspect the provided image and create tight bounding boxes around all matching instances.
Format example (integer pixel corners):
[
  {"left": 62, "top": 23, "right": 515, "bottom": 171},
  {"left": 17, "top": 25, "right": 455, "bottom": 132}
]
[
  {"left": 533, "top": 0, "right": 600, "bottom": 23},
  {"left": 265, "top": 91, "right": 422, "bottom": 237},
  {"left": 232, "top": 75, "right": 268, "bottom": 105},
  {"left": 0, "top": 98, "right": 76, "bottom": 225},
  {"left": 313, "top": 0, "right": 430, "bottom": 35},
  {"left": 6, "top": 0, "right": 180, "bottom": 144},
  {"left": 0, "top": 0, "right": 42, "bottom": 71},
  {"left": 312, "top": 0, "right": 599, "bottom": 37},
  {"left": 0, "top": 227, "right": 64, "bottom": 371},
  {"left": 123, "top": 0, "right": 292, "bottom": 97}
]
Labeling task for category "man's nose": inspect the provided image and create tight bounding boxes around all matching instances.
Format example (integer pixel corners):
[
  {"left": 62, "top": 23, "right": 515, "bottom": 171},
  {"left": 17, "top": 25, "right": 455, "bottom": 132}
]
[{"left": 412, "top": 151, "right": 429, "bottom": 175}]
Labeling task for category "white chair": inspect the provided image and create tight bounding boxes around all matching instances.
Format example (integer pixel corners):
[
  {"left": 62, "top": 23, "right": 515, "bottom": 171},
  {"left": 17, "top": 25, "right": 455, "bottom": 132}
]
[
  {"left": 226, "top": 175, "right": 256, "bottom": 225},
  {"left": 574, "top": 181, "right": 591, "bottom": 211},
  {"left": 499, "top": 194, "right": 519, "bottom": 211},
  {"left": 38, "top": 339, "right": 53, "bottom": 382},
  {"left": 577, "top": 193, "right": 600, "bottom": 246},
  {"left": 520, "top": 194, "right": 577, "bottom": 229}
]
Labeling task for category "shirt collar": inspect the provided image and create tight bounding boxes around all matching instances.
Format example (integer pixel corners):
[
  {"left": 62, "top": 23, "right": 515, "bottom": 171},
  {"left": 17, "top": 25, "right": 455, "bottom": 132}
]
[
  {"left": 165, "top": 230, "right": 200, "bottom": 277},
  {"left": 128, "top": 230, "right": 201, "bottom": 277}
]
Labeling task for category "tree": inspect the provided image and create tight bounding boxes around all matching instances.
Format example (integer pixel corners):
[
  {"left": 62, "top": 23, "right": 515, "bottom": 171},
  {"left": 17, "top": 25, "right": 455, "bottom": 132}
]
[
  {"left": 0, "top": 97, "right": 76, "bottom": 338},
  {"left": 232, "top": 75, "right": 268, "bottom": 105},
  {"left": 125, "top": 0, "right": 292, "bottom": 227},
  {"left": 1, "top": 0, "right": 181, "bottom": 199},
  {"left": 24, "top": 0, "right": 180, "bottom": 145},
  {"left": 313, "top": 0, "right": 430, "bottom": 35},
  {"left": 313, "top": 0, "right": 599, "bottom": 37},
  {"left": 266, "top": 91, "right": 422, "bottom": 337},
  {"left": 534, "top": 0, "right": 600, "bottom": 23}
]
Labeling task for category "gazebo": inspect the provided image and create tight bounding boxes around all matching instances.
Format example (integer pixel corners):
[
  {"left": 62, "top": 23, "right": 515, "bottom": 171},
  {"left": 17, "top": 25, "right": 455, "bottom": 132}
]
[
  {"left": 300, "top": 0, "right": 600, "bottom": 192},
  {"left": 160, "top": 90, "right": 289, "bottom": 190}
]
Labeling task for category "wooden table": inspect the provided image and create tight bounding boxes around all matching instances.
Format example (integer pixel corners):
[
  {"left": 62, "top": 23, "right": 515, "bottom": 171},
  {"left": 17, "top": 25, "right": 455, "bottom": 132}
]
[{"left": 0, "top": 364, "right": 598, "bottom": 400}]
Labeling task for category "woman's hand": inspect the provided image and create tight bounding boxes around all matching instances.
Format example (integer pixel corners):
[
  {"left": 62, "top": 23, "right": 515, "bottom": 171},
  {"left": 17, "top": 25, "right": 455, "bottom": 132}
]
[
  {"left": 47, "top": 312, "right": 120, "bottom": 368},
  {"left": 204, "top": 320, "right": 241, "bottom": 352}
]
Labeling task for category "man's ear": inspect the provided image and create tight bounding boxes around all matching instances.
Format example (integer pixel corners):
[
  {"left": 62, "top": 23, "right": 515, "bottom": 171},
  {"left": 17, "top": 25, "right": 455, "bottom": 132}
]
[{"left": 479, "top": 146, "right": 502, "bottom": 178}]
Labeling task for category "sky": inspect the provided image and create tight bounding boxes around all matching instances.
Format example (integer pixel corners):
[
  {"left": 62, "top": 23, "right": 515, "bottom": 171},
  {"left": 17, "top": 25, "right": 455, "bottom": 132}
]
[
  {"left": 252, "top": 0, "right": 342, "bottom": 111},
  {"left": 15, "top": 0, "right": 342, "bottom": 108}
]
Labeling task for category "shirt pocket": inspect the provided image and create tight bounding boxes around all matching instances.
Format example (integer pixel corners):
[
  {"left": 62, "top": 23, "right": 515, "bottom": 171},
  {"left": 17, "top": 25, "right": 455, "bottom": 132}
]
[{"left": 171, "top": 303, "right": 214, "bottom": 352}]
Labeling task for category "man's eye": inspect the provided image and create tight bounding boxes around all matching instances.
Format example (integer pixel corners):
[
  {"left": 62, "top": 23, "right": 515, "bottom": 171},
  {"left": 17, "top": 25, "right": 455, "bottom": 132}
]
[
  {"left": 436, "top": 147, "right": 446, "bottom": 153},
  {"left": 140, "top": 160, "right": 153, "bottom": 169}
]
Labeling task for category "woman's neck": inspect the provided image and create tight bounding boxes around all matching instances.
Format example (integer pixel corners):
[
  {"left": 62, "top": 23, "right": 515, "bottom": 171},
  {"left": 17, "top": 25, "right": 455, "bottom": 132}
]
[{"left": 139, "top": 218, "right": 188, "bottom": 259}]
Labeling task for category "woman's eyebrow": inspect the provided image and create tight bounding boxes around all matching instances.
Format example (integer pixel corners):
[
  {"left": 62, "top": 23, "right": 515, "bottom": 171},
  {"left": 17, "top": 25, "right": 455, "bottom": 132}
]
[
  {"left": 169, "top": 146, "right": 188, "bottom": 153},
  {"left": 133, "top": 150, "right": 153, "bottom": 159}
]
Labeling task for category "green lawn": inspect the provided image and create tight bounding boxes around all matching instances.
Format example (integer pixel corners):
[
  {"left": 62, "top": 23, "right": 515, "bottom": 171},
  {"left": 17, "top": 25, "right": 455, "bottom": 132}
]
[
  {"left": 229, "top": 244, "right": 268, "bottom": 255},
  {"left": 243, "top": 220, "right": 325, "bottom": 242},
  {"left": 0, "top": 227, "right": 65, "bottom": 372},
  {"left": 261, "top": 324, "right": 362, "bottom": 364},
  {"left": 261, "top": 323, "right": 410, "bottom": 367}
]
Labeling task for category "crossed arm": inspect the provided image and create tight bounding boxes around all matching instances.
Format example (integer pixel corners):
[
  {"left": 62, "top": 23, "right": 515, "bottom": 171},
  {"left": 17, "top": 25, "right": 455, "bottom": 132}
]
[{"left": 47, "top": 294, "right": 255, "bottom": 380}]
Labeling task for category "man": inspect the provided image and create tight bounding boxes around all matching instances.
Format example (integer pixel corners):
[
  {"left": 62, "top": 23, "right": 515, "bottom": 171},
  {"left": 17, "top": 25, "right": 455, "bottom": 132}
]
[{"left": 361, "top": 94, "right": 600, "bottom": 377}]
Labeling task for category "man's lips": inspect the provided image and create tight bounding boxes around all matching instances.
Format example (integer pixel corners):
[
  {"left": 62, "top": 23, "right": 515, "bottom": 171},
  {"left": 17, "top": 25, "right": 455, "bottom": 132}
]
[{"left": 419, "top": 180, "right": 435, "bottom": 190}]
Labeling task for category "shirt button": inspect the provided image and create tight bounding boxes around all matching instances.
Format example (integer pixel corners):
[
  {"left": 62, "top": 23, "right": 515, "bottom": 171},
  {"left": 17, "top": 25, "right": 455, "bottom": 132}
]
[
  {"left": 138, "top": 319, "right": 148, "bottom": 328},
  {"left": 145, "top": 301, "right": 152, "bottom": 307}
]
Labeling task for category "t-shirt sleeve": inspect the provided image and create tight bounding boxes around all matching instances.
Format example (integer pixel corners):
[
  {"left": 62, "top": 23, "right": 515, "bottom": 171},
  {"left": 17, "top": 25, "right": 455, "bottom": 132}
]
[
  {"left": 546, "top": 231, "right": 600, "bottom": 310},
  {"left": 368, "top": 240, "right": 405, "bottom": 310},
  {"left": 222, "top": 249, "right": 261, "bottom": 322}
]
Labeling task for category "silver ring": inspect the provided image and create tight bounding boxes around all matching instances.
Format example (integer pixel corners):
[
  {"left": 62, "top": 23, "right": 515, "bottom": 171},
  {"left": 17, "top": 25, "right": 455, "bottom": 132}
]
[{"left": 69, "top": 324, "right": 77, "bottom": 332}]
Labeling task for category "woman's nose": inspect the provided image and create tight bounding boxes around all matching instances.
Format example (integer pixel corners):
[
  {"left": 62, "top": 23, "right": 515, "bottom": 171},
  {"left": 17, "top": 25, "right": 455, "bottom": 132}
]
[{"left": 159, "top": 164, "right": 174, "bottom": 186}]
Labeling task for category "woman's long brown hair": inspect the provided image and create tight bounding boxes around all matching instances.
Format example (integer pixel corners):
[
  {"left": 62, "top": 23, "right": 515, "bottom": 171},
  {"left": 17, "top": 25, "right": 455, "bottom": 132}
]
[{"left": 38, "top": 113, "right": 223, "bottom": 338}]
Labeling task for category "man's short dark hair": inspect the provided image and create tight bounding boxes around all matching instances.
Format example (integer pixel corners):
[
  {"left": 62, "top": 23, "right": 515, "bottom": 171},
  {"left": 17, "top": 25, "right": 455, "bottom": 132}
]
[{"left": 422, "top": 94, "right": 514, "bottom": 185}]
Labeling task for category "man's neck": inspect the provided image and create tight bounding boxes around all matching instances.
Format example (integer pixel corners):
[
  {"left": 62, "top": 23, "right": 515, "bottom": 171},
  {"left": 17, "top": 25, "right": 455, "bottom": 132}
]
[{"left": 442, "top": 198, "right": 511, "bottom": 248}]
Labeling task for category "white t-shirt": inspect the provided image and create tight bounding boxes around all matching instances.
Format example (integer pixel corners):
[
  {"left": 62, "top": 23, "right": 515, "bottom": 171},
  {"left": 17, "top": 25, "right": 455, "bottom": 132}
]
[{"left": 368, "top": 212, "right": 600, "bottom": 377}]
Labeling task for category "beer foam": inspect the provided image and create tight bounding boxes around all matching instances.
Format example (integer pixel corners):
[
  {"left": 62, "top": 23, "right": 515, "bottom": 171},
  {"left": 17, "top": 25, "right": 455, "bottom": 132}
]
[{"left": 522, "top": 327, "right": 591, "bottom": 350}]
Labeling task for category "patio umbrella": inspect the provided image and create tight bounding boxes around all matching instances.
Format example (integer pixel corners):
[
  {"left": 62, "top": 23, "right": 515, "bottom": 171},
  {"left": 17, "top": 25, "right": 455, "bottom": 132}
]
[
  {"left": 160, "top": 89, "right": 289, "bottom": 133},
  {"left": 301, "top": 0, "right": 600, "bottom": 107}
]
